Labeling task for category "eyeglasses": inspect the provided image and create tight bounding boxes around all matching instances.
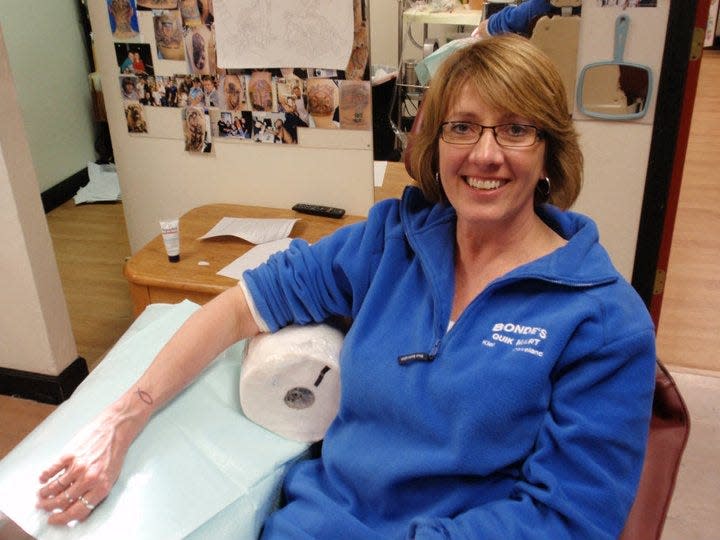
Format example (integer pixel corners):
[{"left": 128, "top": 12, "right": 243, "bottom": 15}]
[{"left": 439, "top": 121, "right": 544, "bottom": 148}]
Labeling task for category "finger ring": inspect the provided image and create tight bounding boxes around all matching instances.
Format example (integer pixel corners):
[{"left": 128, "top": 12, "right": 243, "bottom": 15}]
[
  {"left": 63, "top": 491, "right": 74, "bottom": 503},
  {"left": 78, "top": 495, "right": 95, "bottom": 511}
]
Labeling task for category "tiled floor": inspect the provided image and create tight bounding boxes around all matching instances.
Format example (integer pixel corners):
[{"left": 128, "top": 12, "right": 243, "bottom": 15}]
[{"left": 662, "top": 369, "right": 720, "bottom": 540}]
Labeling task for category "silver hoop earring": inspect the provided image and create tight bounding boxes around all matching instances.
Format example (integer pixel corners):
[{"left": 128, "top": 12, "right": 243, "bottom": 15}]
[{"left": 536, "top": 176, "right": 551, "bottom": 199}]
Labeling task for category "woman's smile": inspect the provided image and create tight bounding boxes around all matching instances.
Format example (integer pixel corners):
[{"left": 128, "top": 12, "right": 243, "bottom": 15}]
[{"left": 463, "top": 176, "right": 507, "bottom": 190}]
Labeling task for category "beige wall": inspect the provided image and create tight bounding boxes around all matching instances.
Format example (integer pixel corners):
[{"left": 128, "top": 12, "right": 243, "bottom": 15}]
[
  {"left": 369, "top": 0, "right": 400, "bottom": 67},
  {"left": 0, "top": 0, "right": 96, "bottom": 192},
  {"left": 572, "top": 2, "right": 670, "bottom": 278},
  {"left": 0, "top": 26, "right": 77, "bottom": 375}
]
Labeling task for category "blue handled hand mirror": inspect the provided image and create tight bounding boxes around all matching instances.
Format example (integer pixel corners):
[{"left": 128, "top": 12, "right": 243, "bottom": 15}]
[{"left": 576, "top": 14, "right": 653, "bottom": 120}]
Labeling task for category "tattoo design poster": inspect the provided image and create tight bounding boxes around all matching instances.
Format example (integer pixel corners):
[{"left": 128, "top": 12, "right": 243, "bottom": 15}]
[
  {"left": 136, "top": 0, "right": 179, "bottom": 9},
  {"left": 125, "top": 101, "right": 148, "bottom": 133},
  {"left": 213, "top": 0, "right": 353, "bottom": 70},
  {"left": 153, "top": 10, "right": 186, "bottom": 61},
  {"left": 338, "top": 80, "right": 371, "bottom": 130},
  {"left": 183, "top": 106, "right": 213, "bottom": 153},
  {"left": 112, "top": 0, "right": 370, "bottom": 143},
  {"left": 107, "top": 0, "right": 140, "bottom": 40}
]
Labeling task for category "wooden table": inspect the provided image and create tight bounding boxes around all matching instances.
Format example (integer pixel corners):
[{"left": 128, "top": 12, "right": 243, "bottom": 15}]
[{"left": 124, "top": 162, "right": 416, "bottom": 317}]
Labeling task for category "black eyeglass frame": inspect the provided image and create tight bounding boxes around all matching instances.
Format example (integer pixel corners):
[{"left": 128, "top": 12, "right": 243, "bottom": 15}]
[{"left": 439, "top": 121, "right": 545, "bottom": 148}]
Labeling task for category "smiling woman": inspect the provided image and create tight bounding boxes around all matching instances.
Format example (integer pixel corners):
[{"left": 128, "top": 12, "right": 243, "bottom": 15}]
[
  {"left": 33, "top": 32, "right": 657, "bottom": 540},
  {"left": 407, "top": 34, "right": 582, "bottom": 211}
]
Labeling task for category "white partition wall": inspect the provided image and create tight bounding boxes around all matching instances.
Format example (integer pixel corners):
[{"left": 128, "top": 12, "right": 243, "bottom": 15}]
[
  {"left": 572, "top": 2, "right": 671, "bottom": 279},
  {"left": 0, "top": 26, "right": 80, "bottom": 391}
]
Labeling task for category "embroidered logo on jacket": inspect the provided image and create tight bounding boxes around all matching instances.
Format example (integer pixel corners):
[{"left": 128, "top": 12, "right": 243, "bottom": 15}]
[{"left": 482, "top": 322, "right": 548, "bottom": 357}]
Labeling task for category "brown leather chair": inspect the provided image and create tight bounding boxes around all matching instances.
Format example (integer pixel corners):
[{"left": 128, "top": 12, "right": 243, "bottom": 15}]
[
  {"left": 619, "top": 361, "right": 690, "bottom": 540},
  {"left": 403, "top": 104, "right": 691, "bottom": 539}
]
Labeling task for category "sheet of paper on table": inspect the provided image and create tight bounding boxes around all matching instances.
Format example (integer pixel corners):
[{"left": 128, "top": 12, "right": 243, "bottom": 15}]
[
  {"left": 218, "top": 238, "right": 293, "bottom": 280},
  {"left": 199, "top": 217, "right": 298, "bottom": 245},
  {"left": 374, "top": 161, "right": 387, "bottom": 187}
]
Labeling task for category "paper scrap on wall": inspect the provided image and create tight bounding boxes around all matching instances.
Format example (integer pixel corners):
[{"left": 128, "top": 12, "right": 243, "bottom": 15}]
[{"left": 213, "top": 0, "right": 354, "bottom": 70}]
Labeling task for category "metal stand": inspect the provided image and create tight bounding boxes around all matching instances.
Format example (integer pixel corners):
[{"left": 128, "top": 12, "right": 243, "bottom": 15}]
[
  {"left": 391, "top": 0, "right": 429, "bottom": 153},
  {"left": 390, "top": 1, "right": 483, "bottom": 153}
]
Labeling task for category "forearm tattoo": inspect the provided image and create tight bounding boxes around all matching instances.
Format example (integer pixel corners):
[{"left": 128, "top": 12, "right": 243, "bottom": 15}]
[
  {"left": 136, "top": 388, "right": 154, "bottom": 405},
  {"left": 308, "top": 80, "right": 336, "bottom": 115}
]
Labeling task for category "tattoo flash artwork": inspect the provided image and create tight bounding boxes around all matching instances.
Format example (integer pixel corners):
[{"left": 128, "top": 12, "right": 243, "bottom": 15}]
[
  {"left": 307, "top": 79, "right": 336, "bottom": 116},
  {"left": 339, "top": 80, "right": 371, "bottom": 130},
  {"left": 183, "top": 106, "right": 213, "bottom": 153},
  {"left": 185, "top": 25, "right": 216, "bottom": 75},
  {"left": 192, "top": 32, "right": 206, "bottom": 69},
  {"left": 345, "top": 0, "right": 369, "bottom": 80},
  {"left": 125, "top": 101, "right": 148, "bottom": 133},
  {"left": 107, "top": 0, "right": 139, "bottom": 40},
  {"left": 307, "top": 78, "right": 338, "bottom": 128},
  {"left": 136, "top": 0, "right": 178, "bottom": 9},
  {"left": 154, "top": 10, "right": 185, "bottom": 61},
  {"left": 220, "top": 73, "right": 248, "bottom": 112},
  {"left": 248, "top": 71, "right": 274, "bottom": 112},
  {"left": 180, "top": 0, "right": 203, "bottom": 26}
]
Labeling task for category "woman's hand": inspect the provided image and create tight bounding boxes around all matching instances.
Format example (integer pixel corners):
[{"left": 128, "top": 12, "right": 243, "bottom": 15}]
[{"left": 35, "top": 399, "right": 147, "bottom": 525}]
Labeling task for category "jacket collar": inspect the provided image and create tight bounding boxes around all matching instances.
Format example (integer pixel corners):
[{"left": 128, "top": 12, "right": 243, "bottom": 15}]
[{"left": 398, "top": 186, "right": 619, "bottom": 290}]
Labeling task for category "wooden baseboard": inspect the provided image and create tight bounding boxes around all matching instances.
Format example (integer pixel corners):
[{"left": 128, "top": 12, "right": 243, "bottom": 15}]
[
  {"left": 41, "top": 168, "right": 89, "bottom": 214},
  {"left": 0, "top": 358, "right": 88, "bottom": 404}
]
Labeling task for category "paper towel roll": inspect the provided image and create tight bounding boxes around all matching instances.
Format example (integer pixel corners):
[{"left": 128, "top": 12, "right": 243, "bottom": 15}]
[{"left": 240, "top": 324, "right": 344, "bottom": 443}]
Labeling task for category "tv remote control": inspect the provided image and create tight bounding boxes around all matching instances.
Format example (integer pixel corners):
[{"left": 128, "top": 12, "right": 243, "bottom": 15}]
[{"left": 292, "top": 203, "right": 345, "bottom": 219}]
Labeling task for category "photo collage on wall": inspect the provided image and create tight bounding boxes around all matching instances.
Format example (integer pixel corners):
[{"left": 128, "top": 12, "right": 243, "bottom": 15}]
[{"left": 108, "top": 0, "right": 371, "bottom": 154}]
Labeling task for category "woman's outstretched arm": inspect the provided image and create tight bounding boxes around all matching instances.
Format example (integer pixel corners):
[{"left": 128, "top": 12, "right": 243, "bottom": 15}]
[{"left": 36, "top": 285, "right": 261, "bottom": 525}]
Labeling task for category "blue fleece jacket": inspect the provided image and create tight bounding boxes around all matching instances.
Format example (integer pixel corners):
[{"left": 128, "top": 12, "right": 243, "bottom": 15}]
[
  {"left": 244, "top": 187, "right": 656, "bottom": 539},
  {"left": 487, "top": 0, "right": 552, "bottom": 36}
]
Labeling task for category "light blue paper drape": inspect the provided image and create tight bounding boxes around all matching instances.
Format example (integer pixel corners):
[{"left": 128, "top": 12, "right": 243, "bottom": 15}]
[{"left": 0, "top": 301, "right": 308, "bottom": 540}]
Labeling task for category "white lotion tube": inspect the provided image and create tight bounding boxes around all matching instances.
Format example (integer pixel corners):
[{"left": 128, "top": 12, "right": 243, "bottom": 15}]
[{"left": 159, "top": 218, "right": 180, "bottom": 262}]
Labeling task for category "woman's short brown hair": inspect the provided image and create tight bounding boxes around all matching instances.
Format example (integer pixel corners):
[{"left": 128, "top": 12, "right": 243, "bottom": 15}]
[{"left": 406, "top": 34, "right": 582, "bottom": 210}]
